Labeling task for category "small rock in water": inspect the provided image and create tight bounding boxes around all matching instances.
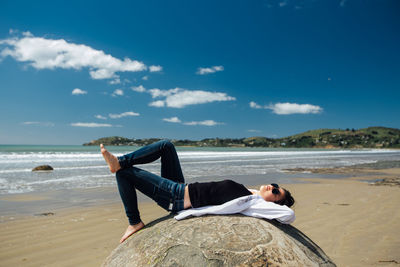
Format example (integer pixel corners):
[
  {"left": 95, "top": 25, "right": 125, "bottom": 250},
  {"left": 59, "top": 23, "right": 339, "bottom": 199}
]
[
  {"left": 32, "top": 165, "right": 54, "bottom": 171},
  {"left": 34, "top": 212, "right": 55, "bottom": 216},
  {"left": 370, "top": 177, "right": 400, "bottom": 187}
]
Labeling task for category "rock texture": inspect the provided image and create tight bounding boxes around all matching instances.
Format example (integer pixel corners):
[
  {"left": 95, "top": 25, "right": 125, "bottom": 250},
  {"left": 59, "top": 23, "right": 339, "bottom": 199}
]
[
  {"left": 103, "top": 215, "right": 336, "bottom": 267},
  {"left": 32, "top": 165, "right": 53, "bottom": 171},
  {"left": 370, "top": 176, "right": 400, "bottom": 187}
]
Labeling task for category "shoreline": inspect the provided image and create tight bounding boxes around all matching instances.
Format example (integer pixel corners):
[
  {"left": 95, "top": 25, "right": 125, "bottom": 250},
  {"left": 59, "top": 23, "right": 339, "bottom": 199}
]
[{"left": 1, "top": 168, "right": 399, "bottom": 266}]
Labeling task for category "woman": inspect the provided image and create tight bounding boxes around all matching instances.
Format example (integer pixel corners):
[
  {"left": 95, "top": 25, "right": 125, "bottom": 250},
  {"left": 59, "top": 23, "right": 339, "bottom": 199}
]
[{"left": 101, "top": 140, "right": 294, "bottom": 243}]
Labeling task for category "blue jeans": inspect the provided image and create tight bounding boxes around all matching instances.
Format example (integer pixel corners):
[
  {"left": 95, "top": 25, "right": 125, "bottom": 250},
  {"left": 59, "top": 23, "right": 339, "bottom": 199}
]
[{"left": 116, "top": 140, "right": 186, "bottom": 225}]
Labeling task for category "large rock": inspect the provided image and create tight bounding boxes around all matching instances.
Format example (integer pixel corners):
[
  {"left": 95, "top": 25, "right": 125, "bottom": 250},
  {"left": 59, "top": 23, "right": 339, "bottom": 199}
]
[{"left": 103, "top": 215, "right": 336, "bottom": 267}]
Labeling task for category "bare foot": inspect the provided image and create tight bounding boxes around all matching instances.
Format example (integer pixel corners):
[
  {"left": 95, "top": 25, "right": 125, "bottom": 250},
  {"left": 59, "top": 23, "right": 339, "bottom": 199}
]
[
  {"left": 100, "top": 144, "right": 121, "bottom": 173},
  {"left": 120, "top": 221, "right": 145, "bottom": 243}
]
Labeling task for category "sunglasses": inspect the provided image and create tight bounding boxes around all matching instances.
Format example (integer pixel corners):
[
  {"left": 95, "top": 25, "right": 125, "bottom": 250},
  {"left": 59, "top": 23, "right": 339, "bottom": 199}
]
[{"left": 271, "top": 183, "right": 280, "bottom": 195}]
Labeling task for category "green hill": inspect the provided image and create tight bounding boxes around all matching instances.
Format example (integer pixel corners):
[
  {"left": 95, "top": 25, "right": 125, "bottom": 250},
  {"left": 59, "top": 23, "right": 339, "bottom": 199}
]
[
  {"left": 83, "top": 126, "right": 400, "bottom": 148},
  {"left": 281, "top": 127, "right": 400, "bottom": 148}
]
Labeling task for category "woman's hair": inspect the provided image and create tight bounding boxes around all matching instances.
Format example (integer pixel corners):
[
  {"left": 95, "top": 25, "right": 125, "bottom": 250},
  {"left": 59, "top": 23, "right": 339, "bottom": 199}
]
[{"left": 275, "top": 188, "right": 295, "bottom": 207}]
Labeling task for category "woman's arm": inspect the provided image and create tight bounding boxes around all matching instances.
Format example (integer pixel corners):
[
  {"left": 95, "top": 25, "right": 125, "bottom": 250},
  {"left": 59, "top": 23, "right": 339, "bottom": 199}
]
[{"left": 175, "top": 195, "right": 256, "bottom": 220}]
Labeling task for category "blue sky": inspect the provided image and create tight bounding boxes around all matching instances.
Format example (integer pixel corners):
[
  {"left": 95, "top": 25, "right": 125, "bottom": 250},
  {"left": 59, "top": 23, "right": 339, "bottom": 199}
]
[{"left": 0, "top": 0, "right": 399, "bottom": 145}]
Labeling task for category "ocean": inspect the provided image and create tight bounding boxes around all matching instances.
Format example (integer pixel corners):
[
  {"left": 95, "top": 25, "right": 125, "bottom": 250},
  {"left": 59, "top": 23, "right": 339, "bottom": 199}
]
[{"left": 1, "top": 145, "right": 400, "bottom": 195}]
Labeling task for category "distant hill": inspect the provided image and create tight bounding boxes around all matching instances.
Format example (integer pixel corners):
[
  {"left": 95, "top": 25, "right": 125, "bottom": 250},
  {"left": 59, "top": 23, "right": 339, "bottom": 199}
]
[{"left": 83, "top": 126, "right": 400, "bottom": 148}]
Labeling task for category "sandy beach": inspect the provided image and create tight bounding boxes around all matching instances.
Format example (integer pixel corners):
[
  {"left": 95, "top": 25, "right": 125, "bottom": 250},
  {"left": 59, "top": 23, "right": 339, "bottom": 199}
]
[{"left": 1, "top": 168, "right": 399, "bottom": 266}]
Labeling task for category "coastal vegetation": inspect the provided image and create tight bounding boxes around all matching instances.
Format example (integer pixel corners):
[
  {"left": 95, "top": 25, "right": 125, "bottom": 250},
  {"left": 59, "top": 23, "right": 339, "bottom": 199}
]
[{"left": 83, "top": 126, "right": 400, "bottom": 148}]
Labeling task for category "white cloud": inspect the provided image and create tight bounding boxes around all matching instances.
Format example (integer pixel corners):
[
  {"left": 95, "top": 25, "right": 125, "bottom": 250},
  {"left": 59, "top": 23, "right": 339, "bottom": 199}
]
[
  {"left": 162, "top": 116, "right": 222, "bottom": 126},
  {"left": 196, "top": 65, "right": 224, "bottom": 75},
  {"left": 108, "top": 111, "right": 140, "bottom": 119},
  {"left": 265, "top": 0, "right": 346, "bottom": 9},
  {"left": 183, "top": 120, "right": 222, "bottom": 126},
  {"left": 279, "top": 1, "right": 288, "bottom": 7},
  {"left": 22, "top": 31, "right": 33, "bottom": 37},
  {"left": 72, "top": 88, "right": 87, "bottom": 95},
  {"left": 95, "top": 115, "right": 107, "bottom": 120},
  {"left": 142, "top": 75, "right": 149, "bottom": 80},
  {"left": 147, "top": 87, "right": 235, "bottom": 108},
  {"left": 248, "top": 129, "right": 261, "bottom": 133},
  {"left": 149, "top": 100, "right": 165, "bottom": 107},
  {"left": 250, "top": 101, "right": 323, "bottom": 115},
  {"left": 0, "top": 32, "right": 153, "bottom": 80},
  {"left": 249, "top": 101, "right": 262, "bottom": 109},
  {"left": 22, "top": 121, "right": 54, "bottom": 127},
  {"left": 149, "top": 65, "right": 162, "bottom": 72},
  {"left": 267, "top": 102, "right": 323, "bottom": 115},
  {"left": 148, "top": 88, "right": 179, "bottom": 98},
  {"left": 112, "top": 89, "right": 124, "bottom": 97},
  {"left": 165, "top": 90, "right": 234, "bottom": 108},
  {"left": 70, "top": 122, "right": 113, "bottom": 127},
  {"left": 131, "top": 85, "right": 146, "bottom": 92},
  {"left": 250, "top": 101, "right": 322, "bottom": 114},
  {"left": 109, "top": 78, "right": 121, "bottom": 85},
  {"left": 163, "top": 117, "right": 181, "bottom": 123}
]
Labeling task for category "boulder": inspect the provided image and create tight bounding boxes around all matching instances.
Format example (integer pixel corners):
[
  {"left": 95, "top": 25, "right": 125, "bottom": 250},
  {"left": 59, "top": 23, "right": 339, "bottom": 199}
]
[
  {"left": 32, "top": 165, "right": 53, "bottom": 171},
  {"left": 103, "top": 215, "right": 336, "bottom": 267}
]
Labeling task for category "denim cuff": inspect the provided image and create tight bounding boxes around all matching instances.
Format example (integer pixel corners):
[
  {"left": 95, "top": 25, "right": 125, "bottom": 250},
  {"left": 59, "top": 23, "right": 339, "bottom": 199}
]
[
  {"left": 128, "top": 216, "right": 142, "bottom": 226},
  {"left": 172, "top": 183, "right": 186, "bottom": 213}
]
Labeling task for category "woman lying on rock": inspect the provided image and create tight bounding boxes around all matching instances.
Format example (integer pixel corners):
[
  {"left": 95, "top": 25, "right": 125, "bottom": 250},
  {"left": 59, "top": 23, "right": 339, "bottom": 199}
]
[{"left": 101, "top": 140, "right": 295, "bottom": 243}]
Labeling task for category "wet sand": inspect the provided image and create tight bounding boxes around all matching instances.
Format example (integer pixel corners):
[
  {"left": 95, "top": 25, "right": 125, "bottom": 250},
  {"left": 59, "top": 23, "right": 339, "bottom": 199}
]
[{"left": 1, "top": 168, "right": 399, "bottom": 266}]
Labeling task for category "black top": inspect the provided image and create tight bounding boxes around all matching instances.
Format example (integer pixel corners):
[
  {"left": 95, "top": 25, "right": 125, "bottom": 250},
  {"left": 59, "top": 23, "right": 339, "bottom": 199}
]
[{"left": 188, "top": 179, "right": 252, "bottom": 208}]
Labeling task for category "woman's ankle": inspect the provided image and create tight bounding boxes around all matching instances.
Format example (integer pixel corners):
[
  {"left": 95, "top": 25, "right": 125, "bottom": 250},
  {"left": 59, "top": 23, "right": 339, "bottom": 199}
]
[{"left": 120, "top": 221, "right": 145, "bottom": 243}]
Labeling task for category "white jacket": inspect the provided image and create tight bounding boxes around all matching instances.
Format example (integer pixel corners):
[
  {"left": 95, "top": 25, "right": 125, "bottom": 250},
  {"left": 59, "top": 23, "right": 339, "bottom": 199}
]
[{"left": 174, "top": 194, "right": 295, "bottom": 224}]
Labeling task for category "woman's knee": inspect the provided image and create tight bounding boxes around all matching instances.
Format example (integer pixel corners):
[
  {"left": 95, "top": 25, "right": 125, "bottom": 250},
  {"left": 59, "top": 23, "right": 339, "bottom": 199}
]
[
  {"left": 116, "top": 167, "right": 139, "bottom": 181},
  {"left": 158, "top": 139, "right": 172, "bottom": 147},
  {"left": 160, "top": 140, "right": 175, "bottom": 152}
]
